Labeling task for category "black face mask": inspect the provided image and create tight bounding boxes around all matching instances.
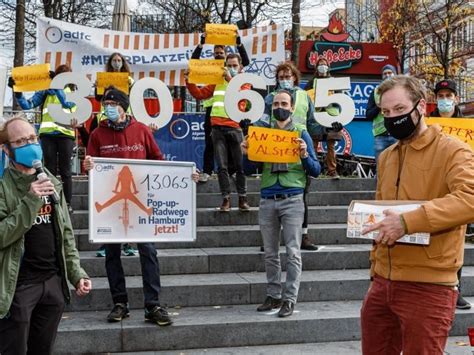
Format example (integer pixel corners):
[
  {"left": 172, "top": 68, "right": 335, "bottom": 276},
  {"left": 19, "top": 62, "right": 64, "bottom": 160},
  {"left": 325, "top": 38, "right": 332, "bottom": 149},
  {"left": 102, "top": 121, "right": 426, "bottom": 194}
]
[
  {"left": 384, "top": 101, "right": 421, "bottom": 140},
  {"left": 272, "top": 108, "right": 292, "bottom": 121},
  {"left": 214, "top": 55, "right": 225, "bottom": 60}
]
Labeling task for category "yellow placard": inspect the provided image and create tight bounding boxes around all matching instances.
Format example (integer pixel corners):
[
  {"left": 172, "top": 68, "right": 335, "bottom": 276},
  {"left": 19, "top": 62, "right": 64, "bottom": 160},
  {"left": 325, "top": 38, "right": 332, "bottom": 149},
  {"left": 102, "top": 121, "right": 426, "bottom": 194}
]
[
  {"left": 205, "top": 23, "right": 237, "bottom": 45},
  {"left": 96, "top": 72, "right": 129, "bottom": 95},
  {"left": 12, "top": 64, "right": 51, "bottom": 92},
  {"left": 247, "top": 126, "right": 300, "bottom": 163},
  {"left": 188, "top": 59, "right": 225, "bottom": 85},
  {"left": 426, "top": 117, "right": 474, "bottom": 151}
]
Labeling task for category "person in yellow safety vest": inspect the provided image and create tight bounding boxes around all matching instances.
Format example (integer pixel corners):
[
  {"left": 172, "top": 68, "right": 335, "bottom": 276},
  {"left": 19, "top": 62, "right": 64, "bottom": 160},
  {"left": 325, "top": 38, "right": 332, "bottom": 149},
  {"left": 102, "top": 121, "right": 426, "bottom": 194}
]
[
  {"left": 191, "top": 34, "right": 250, "bottom": 182},
  {"left": 9, "top": 64, "right": 76, "bottom": 213},
  {"left": 253, "top": 61, "right": 324, "bottom": 251},
  {"left": 304, "top": 57, "right": 344, "bottom": 179},
  {"left": 366, "top": 64, "right": 398, "bottom": 162},
  {"left": 186, "top": 53, "right": 250, "bottom": 212}
]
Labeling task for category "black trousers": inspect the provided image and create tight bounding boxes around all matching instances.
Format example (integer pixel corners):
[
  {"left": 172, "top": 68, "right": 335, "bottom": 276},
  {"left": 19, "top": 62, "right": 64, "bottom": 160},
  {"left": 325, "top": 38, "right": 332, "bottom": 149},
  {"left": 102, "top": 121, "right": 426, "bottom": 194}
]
[
  {"left": 40, "top": 134, "right": 75, "bottom": 205},
  {"left": 0, "top": 274, "right": 65, "bottom": 355}
]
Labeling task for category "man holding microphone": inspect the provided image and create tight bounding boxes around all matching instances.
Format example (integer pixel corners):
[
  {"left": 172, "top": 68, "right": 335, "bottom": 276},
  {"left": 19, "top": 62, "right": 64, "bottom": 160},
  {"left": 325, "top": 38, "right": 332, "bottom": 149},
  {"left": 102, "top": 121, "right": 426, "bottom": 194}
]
[{"left": 0, "top": 115, "right": 91, "bottom": 355}]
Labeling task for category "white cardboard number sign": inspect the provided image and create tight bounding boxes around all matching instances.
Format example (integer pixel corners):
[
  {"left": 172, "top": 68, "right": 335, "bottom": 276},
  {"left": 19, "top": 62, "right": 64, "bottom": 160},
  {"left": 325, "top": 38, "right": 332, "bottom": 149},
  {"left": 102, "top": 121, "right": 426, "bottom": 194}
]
[{"left": 47, "top": 73, "right": 356, "bottom": 128}]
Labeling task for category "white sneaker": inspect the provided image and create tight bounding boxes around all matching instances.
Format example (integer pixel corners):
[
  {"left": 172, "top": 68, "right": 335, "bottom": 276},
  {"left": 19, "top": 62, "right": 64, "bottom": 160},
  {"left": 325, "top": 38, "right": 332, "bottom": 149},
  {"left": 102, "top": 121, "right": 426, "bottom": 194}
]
[{"left": 199, "top": 173, "right": 210, "bottom": 182}]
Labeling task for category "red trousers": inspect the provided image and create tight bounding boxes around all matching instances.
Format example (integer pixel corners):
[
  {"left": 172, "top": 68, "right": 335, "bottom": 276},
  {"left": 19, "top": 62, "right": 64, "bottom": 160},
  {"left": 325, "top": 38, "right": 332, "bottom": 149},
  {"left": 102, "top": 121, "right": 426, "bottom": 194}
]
[{"left": 361, "top": 275, "right": 457, "bottom": 355}]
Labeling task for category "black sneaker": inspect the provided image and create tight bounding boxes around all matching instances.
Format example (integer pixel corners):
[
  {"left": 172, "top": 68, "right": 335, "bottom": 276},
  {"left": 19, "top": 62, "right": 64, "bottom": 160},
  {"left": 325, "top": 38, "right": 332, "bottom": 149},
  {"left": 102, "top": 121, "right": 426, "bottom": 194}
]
[
  {"left": 456, "top": 294, "right": 471, "bottom": 310},
  {"left": 301, "top": 234, "right": 318, "bottom": 251},
  {"left": 67, "top": 203, "right": 74, "bottom": 214},
  {"left": 107, "top": 303, "right": 130, "bottom": 322},
  {"left": 145, "top": 306, "right": 173, "bottom": 326},
  {"left": 278, "top": 300, "right": 294, "bottom": 318},
  {"left": 257, "top": 296, "right": 283, "bottom": 312}
]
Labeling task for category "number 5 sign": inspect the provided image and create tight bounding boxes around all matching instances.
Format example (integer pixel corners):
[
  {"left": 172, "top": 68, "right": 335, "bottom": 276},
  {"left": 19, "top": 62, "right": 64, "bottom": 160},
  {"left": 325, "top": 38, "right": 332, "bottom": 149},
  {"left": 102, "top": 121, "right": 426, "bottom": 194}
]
[{"left": 47, "top": 73, "right": 356, "bottom": 128}]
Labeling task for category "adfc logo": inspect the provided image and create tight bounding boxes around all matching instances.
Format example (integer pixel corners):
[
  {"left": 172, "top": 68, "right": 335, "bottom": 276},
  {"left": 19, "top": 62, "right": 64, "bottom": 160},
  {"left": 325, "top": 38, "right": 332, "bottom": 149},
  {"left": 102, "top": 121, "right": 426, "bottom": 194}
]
[
  {"left": 45, "top": 26, "right": 62, "bottom": 44},
  {"left": 95, "top": 166, "right": 152, "bottom": 234}
]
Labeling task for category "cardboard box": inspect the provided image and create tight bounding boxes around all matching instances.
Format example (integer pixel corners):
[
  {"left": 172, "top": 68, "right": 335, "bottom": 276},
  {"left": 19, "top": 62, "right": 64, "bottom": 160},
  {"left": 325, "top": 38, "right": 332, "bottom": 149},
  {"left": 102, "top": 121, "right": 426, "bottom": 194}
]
[{"left": 347, "top": 200, "right": 430, "bottom": 245}]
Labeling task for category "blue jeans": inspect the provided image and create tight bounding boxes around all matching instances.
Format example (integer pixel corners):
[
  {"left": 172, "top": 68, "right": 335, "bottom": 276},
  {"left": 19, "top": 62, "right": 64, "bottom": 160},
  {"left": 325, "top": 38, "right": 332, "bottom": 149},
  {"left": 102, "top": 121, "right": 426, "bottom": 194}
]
[
  {"left": 259, "top": 194, "right": 304, "bottom": 304},
  {"left": 105, "top": 243, "right": 161, "bottom": 307},
  {"left": 374, "top": 135, "right": 397, "bottom": 162}
]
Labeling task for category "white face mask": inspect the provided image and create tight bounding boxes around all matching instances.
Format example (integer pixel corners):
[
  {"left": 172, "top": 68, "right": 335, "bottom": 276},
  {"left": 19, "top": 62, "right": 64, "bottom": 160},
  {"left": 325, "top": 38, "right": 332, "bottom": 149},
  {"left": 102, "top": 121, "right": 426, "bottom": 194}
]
[
  {"left": 317, "top": 65, "right": 329, "bottom": 75},
  {"left": 111, "top": 59, "right": 123, "bottom": 71}
]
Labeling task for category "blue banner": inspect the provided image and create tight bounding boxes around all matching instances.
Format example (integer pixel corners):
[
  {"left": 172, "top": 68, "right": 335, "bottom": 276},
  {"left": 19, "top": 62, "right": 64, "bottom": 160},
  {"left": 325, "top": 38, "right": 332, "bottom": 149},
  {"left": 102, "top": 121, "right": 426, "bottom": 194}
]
[
  {"left": 154, "top": 114, "right": 376, "bottom": 169},
  {"left": 154, "top": 113, "right": 206, "bottom": 170},
  {"left": 345, "top": 81, "right": 378, "bottom": 120}
]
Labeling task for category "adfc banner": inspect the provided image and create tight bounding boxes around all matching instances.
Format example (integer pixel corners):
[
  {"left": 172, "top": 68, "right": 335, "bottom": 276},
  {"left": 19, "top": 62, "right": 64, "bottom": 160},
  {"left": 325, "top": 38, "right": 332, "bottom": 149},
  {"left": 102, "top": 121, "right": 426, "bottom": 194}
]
[{"left": 36, "top": 17, "right": 284, "bottom": 86}]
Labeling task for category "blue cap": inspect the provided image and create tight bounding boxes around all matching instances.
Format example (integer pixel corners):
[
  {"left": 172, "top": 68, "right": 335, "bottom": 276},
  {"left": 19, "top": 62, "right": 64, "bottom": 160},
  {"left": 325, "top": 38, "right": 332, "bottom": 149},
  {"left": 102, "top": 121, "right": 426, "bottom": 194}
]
[{"left": 382, "top": 64, "right": 397, "bottom": 75}]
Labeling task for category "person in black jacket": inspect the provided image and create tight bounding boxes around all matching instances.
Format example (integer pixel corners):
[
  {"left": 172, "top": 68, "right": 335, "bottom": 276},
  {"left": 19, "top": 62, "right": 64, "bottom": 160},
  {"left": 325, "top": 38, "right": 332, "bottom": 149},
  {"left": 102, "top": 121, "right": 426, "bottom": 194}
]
[
  {"left": 191, "top": 33, "right": 250, "bottom": 182},
  {"left": 430, "top": 79, "right": 470, "bottom": 311}
]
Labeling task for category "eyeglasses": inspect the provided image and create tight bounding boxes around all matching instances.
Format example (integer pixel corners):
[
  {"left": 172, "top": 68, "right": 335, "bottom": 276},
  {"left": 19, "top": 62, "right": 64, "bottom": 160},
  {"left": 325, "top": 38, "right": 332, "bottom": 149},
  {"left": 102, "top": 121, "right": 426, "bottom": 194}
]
[{"left": 9, "top": 134, "right": 39, "bottom": 147}]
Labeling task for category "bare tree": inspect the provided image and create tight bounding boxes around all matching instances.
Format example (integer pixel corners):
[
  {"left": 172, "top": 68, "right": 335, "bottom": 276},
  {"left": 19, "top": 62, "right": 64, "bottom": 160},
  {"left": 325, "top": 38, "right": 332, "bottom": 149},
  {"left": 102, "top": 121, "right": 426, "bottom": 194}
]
[{"left": 290, "top": 0, "right": 301, "bottom": 64}]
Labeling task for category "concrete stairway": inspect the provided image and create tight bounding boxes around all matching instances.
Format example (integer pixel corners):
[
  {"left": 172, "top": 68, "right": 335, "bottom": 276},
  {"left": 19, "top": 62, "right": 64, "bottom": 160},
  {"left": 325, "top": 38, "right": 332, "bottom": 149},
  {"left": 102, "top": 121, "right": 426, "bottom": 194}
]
[{"left": 54, "top": 177, "right": 474, "bottom": 353}]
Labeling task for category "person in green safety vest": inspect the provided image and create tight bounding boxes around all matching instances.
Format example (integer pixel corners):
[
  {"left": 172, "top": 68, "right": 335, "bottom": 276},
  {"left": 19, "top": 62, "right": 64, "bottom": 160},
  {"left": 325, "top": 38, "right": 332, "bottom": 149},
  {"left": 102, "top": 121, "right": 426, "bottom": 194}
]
[
  {"left": 254, "top": 61, "right": 323, "bottom": 251},
  {"left": 241, "top": 90, "right": 321, "bottom": 318},
  {"left": 9, "top": 64, "right": 76, "bottom": 213},
  {"left": 304, "top": 57, "right": 344, "bottom": 179},
  {"left": 186, "top": 53, "right": 251, "bottom": 212},
  {"left": 366, "top": 64, "right": 398, "bottom": 162}
]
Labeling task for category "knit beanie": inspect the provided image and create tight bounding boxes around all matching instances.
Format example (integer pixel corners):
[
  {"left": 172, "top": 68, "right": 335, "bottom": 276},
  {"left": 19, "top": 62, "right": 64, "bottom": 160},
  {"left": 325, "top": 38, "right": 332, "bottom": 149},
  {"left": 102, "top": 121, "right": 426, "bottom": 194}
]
[{"left": 102, "top": 88, "right": 129, "bottom": 111}]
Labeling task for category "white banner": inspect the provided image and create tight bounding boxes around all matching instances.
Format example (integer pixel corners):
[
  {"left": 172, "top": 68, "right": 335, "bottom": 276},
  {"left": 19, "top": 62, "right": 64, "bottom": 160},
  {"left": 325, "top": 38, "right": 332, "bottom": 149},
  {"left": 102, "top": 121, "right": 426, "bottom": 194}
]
[
  {"left": 89, "top": 158, "right": 196, "bottom": 243},
  {"left": 36, "top": 17, "right": 284, "bottom": 86}
]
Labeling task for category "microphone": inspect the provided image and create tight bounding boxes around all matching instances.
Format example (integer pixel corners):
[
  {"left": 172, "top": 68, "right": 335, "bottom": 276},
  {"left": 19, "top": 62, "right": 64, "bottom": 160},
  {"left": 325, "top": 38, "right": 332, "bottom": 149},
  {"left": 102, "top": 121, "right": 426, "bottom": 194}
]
[{"left": 32, "top": 160, "right": 60, "bottom": 205}]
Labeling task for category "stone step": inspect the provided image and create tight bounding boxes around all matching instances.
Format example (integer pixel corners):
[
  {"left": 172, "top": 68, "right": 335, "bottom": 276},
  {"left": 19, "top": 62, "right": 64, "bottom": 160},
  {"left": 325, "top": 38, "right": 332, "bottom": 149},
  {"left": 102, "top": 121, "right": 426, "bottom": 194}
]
[
  {"left": 71, "top": 177, "right": 377, "bottom": 194},
  {"left": 71, "top": 206, "right": 349, "bottom": 229},
  {"left": 71, "top": 190, "right": 376, "bottom": 210},
  {"left": 67, "top": 269, "right": 372, "bottom": 312},
  {"left": 74, "top": 224, "right": 372, "bottom": 251},
  {"left": 78, "top": 244, "right": 373, "bottom": 277},
  {"left": 67, "top": 267, "right": 474, "bottom": 312},
  {"left": 54, "top": 298, "right": 474, "bottom": 353},
  {"left": 110, "top": 337, "right": 474, "bottom": 355},
  {"left": 76, "top": 244, "right": 474, "bottom": 277}
]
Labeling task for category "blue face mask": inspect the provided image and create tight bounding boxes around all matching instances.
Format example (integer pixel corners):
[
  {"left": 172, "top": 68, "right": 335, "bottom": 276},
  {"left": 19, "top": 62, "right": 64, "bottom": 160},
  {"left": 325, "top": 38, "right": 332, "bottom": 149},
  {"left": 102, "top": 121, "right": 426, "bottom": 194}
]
[
  {"left": 437, "top": 98, "right": 455, "bottom": 113},
  {"left": 279, "top": 79, "right": 294, "bottom": 90},
  {"left": 105, "top": 105, "right": 120, "bottom": 122},
  {"left": 228, "top": 68, "right": 239, "bottom": 77},
  {"left": 11, "top": 143, "right": 43, "bottom": 168}
]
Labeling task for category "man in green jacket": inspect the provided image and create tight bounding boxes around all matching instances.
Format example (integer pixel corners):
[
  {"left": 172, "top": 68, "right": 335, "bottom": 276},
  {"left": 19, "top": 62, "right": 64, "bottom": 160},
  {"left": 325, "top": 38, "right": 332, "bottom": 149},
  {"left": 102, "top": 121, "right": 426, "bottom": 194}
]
[{"left": 0, "top": 116, "right": 91, "bottom": 355}]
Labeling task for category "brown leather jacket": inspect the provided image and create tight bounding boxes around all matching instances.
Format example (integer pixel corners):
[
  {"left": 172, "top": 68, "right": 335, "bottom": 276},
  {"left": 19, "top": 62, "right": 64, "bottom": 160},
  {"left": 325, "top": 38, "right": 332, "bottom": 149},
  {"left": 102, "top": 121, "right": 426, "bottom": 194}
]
[{"left": 370, "top": 124, "right": 474, "bottom": 285}]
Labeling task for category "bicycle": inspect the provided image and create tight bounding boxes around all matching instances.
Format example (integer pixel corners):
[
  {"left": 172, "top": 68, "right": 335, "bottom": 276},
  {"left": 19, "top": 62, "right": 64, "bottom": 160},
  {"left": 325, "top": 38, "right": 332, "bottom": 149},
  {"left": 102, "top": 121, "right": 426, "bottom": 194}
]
[{"left": 245, "top": 57, "right": 277, "bottom": 79}]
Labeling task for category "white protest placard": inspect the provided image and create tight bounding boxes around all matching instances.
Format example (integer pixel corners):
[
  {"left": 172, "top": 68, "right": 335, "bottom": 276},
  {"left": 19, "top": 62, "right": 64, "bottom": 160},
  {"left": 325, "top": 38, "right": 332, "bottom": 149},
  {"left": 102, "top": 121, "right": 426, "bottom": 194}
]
[{"left": 89, "top": 157, "right": 196, "bottom": 243}]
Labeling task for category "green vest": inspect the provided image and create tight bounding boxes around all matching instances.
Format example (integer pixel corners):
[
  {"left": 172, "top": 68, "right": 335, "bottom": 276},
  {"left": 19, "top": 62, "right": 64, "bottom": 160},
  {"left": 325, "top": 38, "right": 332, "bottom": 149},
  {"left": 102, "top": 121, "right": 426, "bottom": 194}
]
[
  {"left": 210, "top": 83, "right": 229, "bottom": 118},
  {"left": 270, "top": 89, "right": 308, "bottom": 130},
  {"left": 261, "top": 126, "right": 307, "bottom": 189},
  {"left": 39, "top": 88, "right": 76, "bottom": 138},
  {"left": 372, "top": 87, "right": 387, "bottom": 136},
  {"left": 203, "top": 97, "right": 214, "bottom": 109}
]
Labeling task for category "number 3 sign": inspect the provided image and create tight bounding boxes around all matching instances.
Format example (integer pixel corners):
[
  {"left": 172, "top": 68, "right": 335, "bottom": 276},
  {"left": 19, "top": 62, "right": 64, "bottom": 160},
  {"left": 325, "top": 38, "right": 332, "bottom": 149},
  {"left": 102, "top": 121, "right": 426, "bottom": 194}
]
[{"left": 47, "top": 73, "right": 355, "bottom": 128}]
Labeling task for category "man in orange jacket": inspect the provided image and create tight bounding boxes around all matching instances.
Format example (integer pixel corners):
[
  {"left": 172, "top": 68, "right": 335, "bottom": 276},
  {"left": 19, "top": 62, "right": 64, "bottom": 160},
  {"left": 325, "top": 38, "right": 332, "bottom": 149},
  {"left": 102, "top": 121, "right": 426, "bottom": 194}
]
[{"left": 360, "top": 75, "right": 474, "bottom": 355}]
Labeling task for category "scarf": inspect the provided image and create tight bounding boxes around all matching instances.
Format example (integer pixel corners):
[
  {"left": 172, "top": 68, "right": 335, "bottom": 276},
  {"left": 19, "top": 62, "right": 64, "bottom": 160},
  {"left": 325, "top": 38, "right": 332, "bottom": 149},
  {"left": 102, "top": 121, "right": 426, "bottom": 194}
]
[{"left": 271, "top": 119, "right": 296, "bottom": 173}]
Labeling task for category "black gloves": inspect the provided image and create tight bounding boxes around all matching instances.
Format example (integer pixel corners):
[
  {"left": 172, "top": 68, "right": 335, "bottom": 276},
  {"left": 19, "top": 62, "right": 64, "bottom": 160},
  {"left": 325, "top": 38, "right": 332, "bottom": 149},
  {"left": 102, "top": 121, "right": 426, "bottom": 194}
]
[
  {"left": 7, "top": 77, "right": 15, "bottom": 88},
  {"left": 49, "top": 70, "right": 55, "bottom": 79},
  {"left": 200, "top": 34, "right": 206, "bottom": 45},
  {"left": 239, "top": 118, "right": 252, "bottom": 135},
  {"left": 236, "top": 35, "right": 242, "bottom": 46},
  {"left": 331, "top": 122, "right": 343, "bottom": 132}
]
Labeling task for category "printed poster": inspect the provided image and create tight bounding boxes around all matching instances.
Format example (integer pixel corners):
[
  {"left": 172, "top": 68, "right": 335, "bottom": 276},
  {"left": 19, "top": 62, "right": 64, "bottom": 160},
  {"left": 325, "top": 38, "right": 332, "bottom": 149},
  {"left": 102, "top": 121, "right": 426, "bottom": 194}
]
[{"left": 89, "top": 157, "right": 196, "bottom": 243}]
